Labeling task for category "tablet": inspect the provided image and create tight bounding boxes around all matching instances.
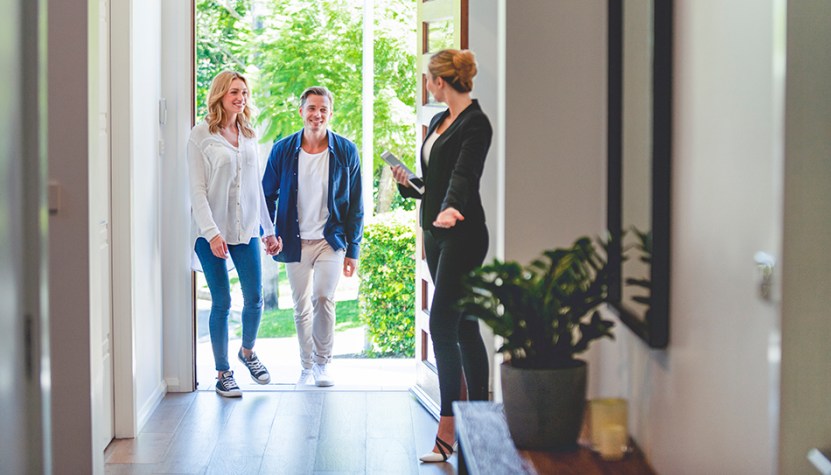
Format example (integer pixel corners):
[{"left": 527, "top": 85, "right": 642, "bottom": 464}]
[{"left": 382, "top": 151, "right": 424, "bottom": 194}]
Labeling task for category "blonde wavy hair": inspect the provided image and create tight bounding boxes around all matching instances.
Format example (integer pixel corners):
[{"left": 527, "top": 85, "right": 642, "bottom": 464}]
[
  {"left": 205, "top": 70, "right": 256, "bottom": 138},
  {"left": 428, "top": 49, "right": 478, "bottom": 93}
]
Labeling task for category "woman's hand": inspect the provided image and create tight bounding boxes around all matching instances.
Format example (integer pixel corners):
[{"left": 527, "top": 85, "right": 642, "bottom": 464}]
[
  {"left": 390, "top": 165, "right": 411, "bottom": 188},
  {"left": 433, "top": 207, "right": 464, "bottom": 229},
  {"left": 209, "top": 234, "right": 229, "bottom": 259},
  {"left": 262, "top": 235, "right": 282, "bottom": 256}
]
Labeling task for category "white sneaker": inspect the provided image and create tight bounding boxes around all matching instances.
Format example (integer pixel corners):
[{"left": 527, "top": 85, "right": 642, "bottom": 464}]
[
  {"left": 312, "top": 363, "right": 334, "bottom": 387},
  {"left": 297, "top": 368, "right": 313, "bottom": 386}
]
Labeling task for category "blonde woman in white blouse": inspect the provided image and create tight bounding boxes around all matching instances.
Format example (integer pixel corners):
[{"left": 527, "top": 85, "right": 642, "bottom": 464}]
[{"left": 187, "top": 70, "right": 281, "bottom": 397}]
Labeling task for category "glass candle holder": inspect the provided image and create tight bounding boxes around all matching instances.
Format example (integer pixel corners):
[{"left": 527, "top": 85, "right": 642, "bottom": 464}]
[{"left": 589, "top": 398, "right": 628, "bottom": 456}]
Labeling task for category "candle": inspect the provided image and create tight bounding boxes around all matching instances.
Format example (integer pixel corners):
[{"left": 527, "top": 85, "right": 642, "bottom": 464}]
[
  {"left": 589, "top": 398, "right": 628, "bottom": 453},
  {"left": 598, "top": 424, "right": 627, "bottom": 461}
]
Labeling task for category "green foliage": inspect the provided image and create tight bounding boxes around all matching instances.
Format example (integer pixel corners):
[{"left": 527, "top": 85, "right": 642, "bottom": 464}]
[
  {"left": 254, "top": 0, "right": 417, "bottom": 174},
  {"left": 197, "top": 0, "right": 418, "bottom": 199},
  {"left": 458, "top": 237, "right": 614, "bottom": 369},
  {"left": 195, "top": 0, "right": 256, "bottom": 120},
  {"left": 359, "top": 211, "right": 416, "bottom": 357},
  {"left": 254, "top": 299, "right": 361, "bottom": 339},
  {"left": 373, "top": 175, "right": 415, "bottom": 212}
]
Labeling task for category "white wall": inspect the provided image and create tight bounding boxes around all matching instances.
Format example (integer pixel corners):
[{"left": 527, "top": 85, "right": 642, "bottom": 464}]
[
  {"left": 595, "top": 1, "right": 784, "bottom": 473},
  {"left": 502, "top": 0, "right": 608, "bottom": 264},
  {"left": 469, "top": 0, "right": 501, "bottom": 261},
  {"left": 470, "top": 0, "right": 608, "bottom": 396},
  {"left": 161, "top": 0, "right": 196, "bottom": 393},
  {"left": 779, "top": 1, "right": 831, "bottom": 473},
  {"left": 112, "top": 0, "right": 166, "bottom": 437},
  {"left": 474, "top": 1, "right": 794, "bottom": 473},
  {"left": 131, "top": 0, "right": 166, "bottom": 424}
]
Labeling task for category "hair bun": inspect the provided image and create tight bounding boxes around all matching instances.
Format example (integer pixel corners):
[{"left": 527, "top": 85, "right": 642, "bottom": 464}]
[{"left": 452, "top": 50, "right": 477, "bottom": 91}]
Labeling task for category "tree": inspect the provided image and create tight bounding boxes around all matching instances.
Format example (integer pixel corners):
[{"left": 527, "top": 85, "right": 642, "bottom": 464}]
[{"left": 195, "top": 0, "right": 256, "bottom": 120}]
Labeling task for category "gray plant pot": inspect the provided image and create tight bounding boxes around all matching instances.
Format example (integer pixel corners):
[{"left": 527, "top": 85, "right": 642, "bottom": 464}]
[{"left": 500, "top": 360, "right": 587, "bottom": 450}]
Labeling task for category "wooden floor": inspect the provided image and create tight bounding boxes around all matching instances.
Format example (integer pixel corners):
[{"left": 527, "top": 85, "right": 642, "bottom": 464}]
[{"left": 105, "top": 390, "right": 458, "bottom": 474}]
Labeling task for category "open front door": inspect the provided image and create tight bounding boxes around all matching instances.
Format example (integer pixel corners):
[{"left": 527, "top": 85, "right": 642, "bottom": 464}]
[
  {"left": 90, "top": 0, "right": 115, "bottom": 454},
  {"left": 411, "top": 0, "right": 468, "bottom": 418}
]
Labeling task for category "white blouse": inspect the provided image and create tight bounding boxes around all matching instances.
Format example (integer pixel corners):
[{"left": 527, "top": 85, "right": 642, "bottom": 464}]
[{"left": 187, "top": 121, "right": 274, "bottom": 246}]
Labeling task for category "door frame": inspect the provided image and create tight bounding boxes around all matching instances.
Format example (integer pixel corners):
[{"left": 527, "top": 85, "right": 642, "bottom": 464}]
[{"left": 411, "top": 0, "right": 469, "bottom": 418}]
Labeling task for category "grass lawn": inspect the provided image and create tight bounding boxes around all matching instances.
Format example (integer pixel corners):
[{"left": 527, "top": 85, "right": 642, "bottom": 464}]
[{"left": 254, "top": 299, "right": 361, "bottom": 338}]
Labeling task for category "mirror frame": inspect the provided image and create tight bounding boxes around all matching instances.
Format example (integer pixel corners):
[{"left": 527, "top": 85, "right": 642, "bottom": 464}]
[{"left": 607, "top": 0, "right": 672, "bottom": 348}]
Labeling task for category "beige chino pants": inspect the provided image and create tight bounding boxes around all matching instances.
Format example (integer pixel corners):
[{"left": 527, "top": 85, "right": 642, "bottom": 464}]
[{"left": 286, "top": 239, "right": 345, "bottom": 369}]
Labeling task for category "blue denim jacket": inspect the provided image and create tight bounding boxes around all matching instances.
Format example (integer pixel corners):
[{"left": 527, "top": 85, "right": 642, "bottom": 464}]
[{"left": 262, "top": 129, "right": 364, "bottom": 263}]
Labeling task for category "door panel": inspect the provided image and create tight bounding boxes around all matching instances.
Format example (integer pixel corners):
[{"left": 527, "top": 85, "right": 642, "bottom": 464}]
[
  {"left": 412, "top": 0, "right": 468, "bottom": 418},
  {"left": 90, "top": 0, "right": 114, "bottom": 453}
]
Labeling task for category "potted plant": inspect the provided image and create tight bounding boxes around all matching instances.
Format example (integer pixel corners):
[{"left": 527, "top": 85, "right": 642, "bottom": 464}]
[{"left": 458, "top": 236, "right": 614, "bottom": 450}]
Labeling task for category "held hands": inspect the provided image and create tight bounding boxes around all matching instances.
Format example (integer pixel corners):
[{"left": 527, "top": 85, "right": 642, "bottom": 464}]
[
  {"left": 390, "top": 165, "right": 411, "bottom": 188},
  {"left": 343, "top": 257, "right": 358, "bottom": 277},
  {"left": 209, "top": 235, "right": 229, "bottom": 259},
  {"left": 433, "top": 207, "right": 464, "bottom": 229},
  {"left": 262, "top": 235, "right": 283, "bottom": 256}
]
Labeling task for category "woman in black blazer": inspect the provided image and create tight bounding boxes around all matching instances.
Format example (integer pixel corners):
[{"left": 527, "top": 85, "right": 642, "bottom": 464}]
[{"left": 392, "top": 49, "right": 492, "bottom": 464}]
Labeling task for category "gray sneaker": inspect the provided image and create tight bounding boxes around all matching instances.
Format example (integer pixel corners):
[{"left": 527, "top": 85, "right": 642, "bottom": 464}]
[
  {"left": 237, "top": 349, "right": 271, "bottom": 384},
  {"left": 216, "top": 370, "right": 242, "bottom": 398}
]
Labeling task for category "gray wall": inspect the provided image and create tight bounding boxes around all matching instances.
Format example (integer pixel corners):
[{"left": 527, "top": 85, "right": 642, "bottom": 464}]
[
  {"left": 779, "top": 1, "right": 831, "bottom": 473},
  {"left": 502, "top": 0, "right": 607, "bottom": 264},
  {"left": 47, "top": 0, "right": 95, "bottom": 471}
]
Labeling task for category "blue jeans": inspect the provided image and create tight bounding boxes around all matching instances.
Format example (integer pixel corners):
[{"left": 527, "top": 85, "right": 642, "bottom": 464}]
[{"left": 195, "top": 237, "right": 263, "bottom": 372}]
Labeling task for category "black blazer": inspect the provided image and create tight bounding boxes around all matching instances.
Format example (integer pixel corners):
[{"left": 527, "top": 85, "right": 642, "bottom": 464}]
[{"left": 399, "top": 100, "right": 492, "bottom": 237}]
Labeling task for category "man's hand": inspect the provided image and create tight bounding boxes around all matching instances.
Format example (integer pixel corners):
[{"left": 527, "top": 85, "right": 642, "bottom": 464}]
[
  {"left": 433, "top": 207, "right": 464, "bottom": 229},
  {"left": 209, "top": 234, "right": 229, "bottom": 259},
  {"left": 262, "top": 235, "right": 282, "bottom": 256},
  {"left": 343, "top": 257, "right": 358, "bottom": 277}
]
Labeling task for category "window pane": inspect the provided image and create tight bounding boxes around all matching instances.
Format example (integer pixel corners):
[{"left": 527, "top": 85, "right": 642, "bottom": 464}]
[{"left": 425, "top": 19, "right": 453, "bottom": 53}]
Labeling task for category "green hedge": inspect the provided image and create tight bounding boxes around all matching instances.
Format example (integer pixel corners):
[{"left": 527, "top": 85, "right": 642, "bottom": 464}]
[{"left": 359, "top": 211, "right": 416, "bottom": 357}]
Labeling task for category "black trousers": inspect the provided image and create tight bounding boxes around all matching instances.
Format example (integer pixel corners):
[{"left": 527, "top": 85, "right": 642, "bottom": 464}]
[{"left": 423, "top": 224, "right": 490, "bottom": 416}]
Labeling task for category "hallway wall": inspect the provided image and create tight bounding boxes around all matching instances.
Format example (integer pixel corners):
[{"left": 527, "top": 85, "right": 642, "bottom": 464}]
[
  {"left": 779, "top": 1, "right": 831, "bottom": 472},
  {"left": 595, "top": 1, "right": 784, "bottom": 473},
  {"left": 473, "top": 1, "right": 789, "bottom": 473},
  {"left": 502, "top": 0, "right": 608, "bottom": 264},
  {"left": 469, "top": 0, "right": 608, "bottom": 399},
  {"left": 48, "top": 0, "right": 94, "bottom": 471},
  {"left": 112, "top": 0, "right": 166, "bottom": 437}
]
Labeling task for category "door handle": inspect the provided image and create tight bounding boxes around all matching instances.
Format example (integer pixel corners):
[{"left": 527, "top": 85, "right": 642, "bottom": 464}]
[
  {"left": 753, "top": 251, "right": 775, "bottom": 301},
  {"left": 808, "top": 448, "right": 831, "bottom": 474}
]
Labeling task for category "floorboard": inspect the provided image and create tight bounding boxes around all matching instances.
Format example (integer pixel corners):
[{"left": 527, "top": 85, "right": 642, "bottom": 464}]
[{"left": 105, "top": 390, "right": 447, "bottom": 474}]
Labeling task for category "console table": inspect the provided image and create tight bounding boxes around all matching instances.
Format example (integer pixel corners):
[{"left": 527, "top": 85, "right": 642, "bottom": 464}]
[{"left": 453, "top": 401, "right": 656, "bottom": 475}]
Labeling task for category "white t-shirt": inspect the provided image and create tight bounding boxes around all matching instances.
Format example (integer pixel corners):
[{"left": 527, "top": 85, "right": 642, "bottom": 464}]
[
  {"left": 297, "top": 148, "right": 330, "bottom": 239},
  {"left": 422, "top": 130, "right": 440, "bottom": 166}
]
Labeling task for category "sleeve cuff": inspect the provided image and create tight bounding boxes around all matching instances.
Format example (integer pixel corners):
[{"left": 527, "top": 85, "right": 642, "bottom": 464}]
[{"left": 346, "top": 242, "right": 360, "bottom": 260}]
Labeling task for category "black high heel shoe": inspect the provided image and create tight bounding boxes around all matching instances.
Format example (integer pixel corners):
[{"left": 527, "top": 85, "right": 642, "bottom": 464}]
[{"left": 419, "top": 436, "right": 457, "bottom": 463}]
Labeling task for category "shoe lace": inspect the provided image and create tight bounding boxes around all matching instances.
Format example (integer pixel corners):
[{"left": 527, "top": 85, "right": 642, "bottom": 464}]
[
  {"left": 220, "top": 372, "right": 238, "bottom": 389},
  {"left": 243, "top": 353, "right": 266, "bottom": 373},
  {"left": 297, "top": 369, "right": 311, "bottom": 384}
]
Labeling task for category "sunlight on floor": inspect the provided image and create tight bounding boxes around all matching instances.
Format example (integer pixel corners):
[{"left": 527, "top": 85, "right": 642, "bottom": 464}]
[{"left": 196, "top": 328, "right": 417, "bottom": 392}]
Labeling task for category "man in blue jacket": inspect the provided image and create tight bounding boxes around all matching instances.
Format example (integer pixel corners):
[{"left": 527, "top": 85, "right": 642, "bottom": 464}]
[{"left": 262, "top": 86, "right": 364, "bottom": 387}]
